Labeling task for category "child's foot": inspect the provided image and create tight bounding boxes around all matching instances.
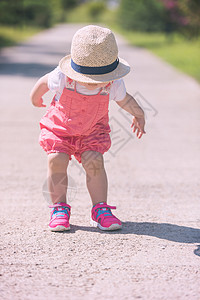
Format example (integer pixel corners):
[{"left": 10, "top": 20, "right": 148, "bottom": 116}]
[
  {"left": 91, "top": 202, "right": 122, "bottom": 231},
  {"left": 49, "top": 202, "right": 71, "bottom": 231}
]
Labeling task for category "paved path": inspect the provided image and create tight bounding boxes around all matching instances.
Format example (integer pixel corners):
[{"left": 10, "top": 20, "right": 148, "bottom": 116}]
[{"left": 0, "top": 24, "right": 200, "bottom": 300}]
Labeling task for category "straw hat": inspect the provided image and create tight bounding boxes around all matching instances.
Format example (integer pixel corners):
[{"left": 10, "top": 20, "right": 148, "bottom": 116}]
[{"left": 59, "top": 25, "right": 130, "bottom": 83}]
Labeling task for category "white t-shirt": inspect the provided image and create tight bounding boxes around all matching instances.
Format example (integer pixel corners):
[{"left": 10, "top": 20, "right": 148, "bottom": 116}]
[{"left": 48, "top": 66, "right": 126, "bottom": 102}]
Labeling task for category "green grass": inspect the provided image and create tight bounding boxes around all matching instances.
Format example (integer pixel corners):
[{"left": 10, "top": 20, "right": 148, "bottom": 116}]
[
  {"left": 153, "top": 39, "right": 200, "bottom": 82},
  {"left": 66, "top": 4, "right": 93, "bottom": 23},
  {"left": 66, "top": 3, "right": 200, "bottom": 82},
  {"left": 0, "top": 26, "right": 40, "bottom": 48},
  {"left": 66, "top": 2, "right": 109, "bottom": 24}
]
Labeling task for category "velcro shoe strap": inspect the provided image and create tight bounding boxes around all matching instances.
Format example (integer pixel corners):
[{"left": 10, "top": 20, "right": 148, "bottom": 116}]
[
  {"left": 94, "top": 203, "right": 116, "bottom": 211},
  {"left": 49, "top": 202, "right": 71, "bottom": 210}
]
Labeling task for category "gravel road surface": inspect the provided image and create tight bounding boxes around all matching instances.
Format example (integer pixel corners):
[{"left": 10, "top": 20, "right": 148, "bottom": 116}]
[{"left": 0, "top": 24, "right": 200, "bottom": 300}]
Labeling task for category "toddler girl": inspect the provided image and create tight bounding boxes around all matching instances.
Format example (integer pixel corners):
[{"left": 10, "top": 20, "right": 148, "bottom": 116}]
[{"left": 30, "top": 25, "right": 145, "bottom": 232}]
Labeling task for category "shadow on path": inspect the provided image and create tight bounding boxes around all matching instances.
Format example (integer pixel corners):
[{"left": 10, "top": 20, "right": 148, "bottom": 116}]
[
  {"left": 55, "top": 222, "right": 200, "bottom": 256},
  {"left": 0, "top": 62, "right": 56, "bottom": 77},
  {"left": 56, "top": 222, "right": 200, "bottom": 256},
  {"left": 56, "top": 221, "right": 200, "bottom": 243},
  {"left": 121, "top": 222, "right": 200, "bottom": 244},
  {"left": 0, "top": 41, "right": 71, "bottom": 77}
]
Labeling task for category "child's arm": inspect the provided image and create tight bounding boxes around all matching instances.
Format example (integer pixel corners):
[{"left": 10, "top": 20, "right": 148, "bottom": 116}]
[
  {"left": 116, "top": 92, "right": 146, "bottom": 139},
  {"left": 30, "top": 74, "right": 49, "bottom": 107}
]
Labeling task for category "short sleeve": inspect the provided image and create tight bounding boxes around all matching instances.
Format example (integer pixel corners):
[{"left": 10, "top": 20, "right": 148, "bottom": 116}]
[
  {"left": 109, "top": 79, "right": 126, "bottom": 102},
  {"left": 48, "top": 66, "right": 66, "bottom": 98}
]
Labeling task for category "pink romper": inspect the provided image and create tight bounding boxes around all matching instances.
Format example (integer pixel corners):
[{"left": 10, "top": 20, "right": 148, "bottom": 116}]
[{"left": 39, "top": 78, "right": 111, "bottom": 163}]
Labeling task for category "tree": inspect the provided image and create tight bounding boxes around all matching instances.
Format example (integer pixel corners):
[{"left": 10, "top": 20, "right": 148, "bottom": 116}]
[
  {"left": 118, "top": 0, "right": 166, "bottom": 32},
  {"left": 0, "top": 0, "right": 81, "bottom": 28},
  {"left": 160, "top": 0, "right": 200, "bottom": 37}
]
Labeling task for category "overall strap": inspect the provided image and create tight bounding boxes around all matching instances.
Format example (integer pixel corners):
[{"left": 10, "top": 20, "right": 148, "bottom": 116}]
[
  {"left": 99, "top": 82, "right": 112, "bottom": 95},
  {"left": 98, "top": 87, "right": 103, "bottom": 95},
  {"left": 66, "top": 76, "right": 76, "bottom": 91},
  {"left": 74, "top": 81, "right": 77, "bottom": 92}
]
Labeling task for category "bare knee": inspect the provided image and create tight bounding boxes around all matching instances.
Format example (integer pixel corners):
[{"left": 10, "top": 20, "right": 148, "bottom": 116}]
[
  {"left": 81, "top": 151, "right": 104, "bottom": 175},
  {"left": 48, "top": 152, "right": 69, "bottom": 173}
]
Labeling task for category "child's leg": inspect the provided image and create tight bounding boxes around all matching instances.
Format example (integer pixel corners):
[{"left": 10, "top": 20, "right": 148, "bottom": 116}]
[
  {"left": 81, "top": 151, "right": 107, "bottom": 206},
  {"left": 81, "top": 150, "right": 121, "bottom": 231},
  {"left": 47, "top": 152, "right": 70, "bottom": 204}
]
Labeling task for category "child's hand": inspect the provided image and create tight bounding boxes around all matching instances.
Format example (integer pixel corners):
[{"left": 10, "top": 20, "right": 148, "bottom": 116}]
[
  {"left": 131, "top": 116, "right": 146, "bottom": 139},
  {"left": 33, "top": 98, "right": 46, "bottom": 107}
]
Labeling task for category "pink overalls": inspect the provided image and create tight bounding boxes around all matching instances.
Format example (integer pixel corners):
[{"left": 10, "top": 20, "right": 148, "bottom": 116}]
[{"left": 39, "top": 79, "right": 111, "bottom": 163}]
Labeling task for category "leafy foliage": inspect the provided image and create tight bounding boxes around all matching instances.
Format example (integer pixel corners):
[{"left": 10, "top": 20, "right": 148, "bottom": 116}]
[
  {"left": 65, "top": 0, "right": 107, "bottom": 23},
  {"left": 0, "top": 0, "right": 80, "bottom": 28},
  {"left": 87, "top": 1, "right": 107, "bottom": 21},
  {"left": 160, "top": 0, "right": 200, "bottom": 37},
  {"left": 118, "top": 0, "right": 200, "bottom": 37},
  {"left": 118, "top": 0, "right": 166, "bottom": 32}
]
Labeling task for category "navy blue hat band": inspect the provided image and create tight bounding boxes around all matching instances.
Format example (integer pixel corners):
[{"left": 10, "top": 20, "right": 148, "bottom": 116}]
[{"left": 71, "top": 58, "right": 119, "bottom": 75}]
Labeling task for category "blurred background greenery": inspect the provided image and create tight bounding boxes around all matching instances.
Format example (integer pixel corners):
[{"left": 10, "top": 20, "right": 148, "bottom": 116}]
[{"left": 0, "top": 0, "right": 199, "bottom": 81}]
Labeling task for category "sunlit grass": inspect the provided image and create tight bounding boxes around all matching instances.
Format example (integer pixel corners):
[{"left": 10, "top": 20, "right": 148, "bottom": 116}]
[
  {"left": 151, "top": 38, "right": 200, "bottom": 81},
  {"left": 66, "top": 4, "right": 92, "bottom": 23},
  {"left": 66, "top": 3, "right": 103, "bottom": 23}
]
